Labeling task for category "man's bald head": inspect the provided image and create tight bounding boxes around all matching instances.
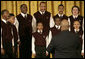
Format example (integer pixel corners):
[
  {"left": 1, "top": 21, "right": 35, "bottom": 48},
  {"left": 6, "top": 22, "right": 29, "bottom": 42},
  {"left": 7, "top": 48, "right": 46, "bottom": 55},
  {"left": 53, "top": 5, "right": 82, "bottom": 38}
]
[{"left": 60, "top": 19, "right": 69, "bottom": 31}]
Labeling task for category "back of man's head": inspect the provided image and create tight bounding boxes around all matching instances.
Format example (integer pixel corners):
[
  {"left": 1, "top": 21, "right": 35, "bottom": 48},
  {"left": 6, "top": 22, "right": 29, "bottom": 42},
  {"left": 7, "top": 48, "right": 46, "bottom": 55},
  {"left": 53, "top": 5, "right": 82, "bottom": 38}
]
[{"left": 60, "top": 19, "right": 69, "bottom": 31}]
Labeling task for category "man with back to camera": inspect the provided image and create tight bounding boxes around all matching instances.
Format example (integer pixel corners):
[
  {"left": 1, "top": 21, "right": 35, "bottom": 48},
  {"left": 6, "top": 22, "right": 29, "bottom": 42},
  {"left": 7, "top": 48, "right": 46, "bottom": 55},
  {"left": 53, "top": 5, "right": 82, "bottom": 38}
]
[{"left": 46, "top": 19, "right": 82, "bottom": 58}]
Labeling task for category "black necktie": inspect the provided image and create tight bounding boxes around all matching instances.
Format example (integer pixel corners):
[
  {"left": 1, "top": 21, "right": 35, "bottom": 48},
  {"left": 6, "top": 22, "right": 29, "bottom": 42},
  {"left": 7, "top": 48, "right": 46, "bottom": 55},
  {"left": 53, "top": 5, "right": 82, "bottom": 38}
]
[
  {"left": 40, "top": 31, "right": 42, "bottom": 34},
  {"left": 57, "top": 26, "right": 59, "bottom": 29},
  {"left": 76, "top": 31, "right": 79, "bottom": 33},
  {"left": 75, "top": 17, "right": 77, "bottom": 20},
  {"left": 24, "top": 15, "right": 27, "bottom": 19},
  {"left": 60, "top": 16, "right": 62, "bottom": 18}
]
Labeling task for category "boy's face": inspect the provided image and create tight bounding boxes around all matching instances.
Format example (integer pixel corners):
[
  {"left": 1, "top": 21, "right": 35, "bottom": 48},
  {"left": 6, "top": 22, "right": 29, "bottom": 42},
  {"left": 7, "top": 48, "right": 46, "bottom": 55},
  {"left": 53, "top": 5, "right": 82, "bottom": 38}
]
[
  {"left": 8, "top": 16, "right": 15, "bottom": 24},
  {"left": 37, "top": 23, "right": 43, "bottom": 30},
  {"left": 73, "top": 21, "right": 80, "bottom": 29},
  {"left": 40, "top": 3, "right": 46, "bottom": 12},
  {"left": 3, "top": 11, "right": 9, "bottom": 20},
  {"left": 72, "top": 7, "right": 79, "bottom": 15},
  {"left": 58, "top": 6, "right": 64, "bottom": 14},
  {"left": 55, "top": 18, "right": 61, "bottom": 26},
  {"left": 21, "top": 5, "right": 27, "bottom": 14}
]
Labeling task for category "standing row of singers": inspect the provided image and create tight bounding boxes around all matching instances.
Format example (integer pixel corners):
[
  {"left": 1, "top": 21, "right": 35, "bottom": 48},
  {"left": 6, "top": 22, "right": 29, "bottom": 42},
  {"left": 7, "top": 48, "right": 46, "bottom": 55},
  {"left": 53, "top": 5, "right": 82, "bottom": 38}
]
[{"left": 1, "top": 2, "right": 84, "bottom": 58}]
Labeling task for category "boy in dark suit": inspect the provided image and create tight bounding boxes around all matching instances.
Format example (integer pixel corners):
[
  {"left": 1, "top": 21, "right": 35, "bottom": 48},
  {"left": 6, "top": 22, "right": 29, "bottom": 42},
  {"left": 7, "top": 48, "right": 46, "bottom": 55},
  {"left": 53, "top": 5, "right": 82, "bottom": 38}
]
[
  {"left": 72, "top": 21, "right": 84, "bottom": 57},
  {"left": 32, "top": 22, "right": 49, "bottom": 58},
  {"left": 7, "top": 13, "right": 18, "bottom": 58},
  {"left": 49, "top": 17, "right": 61, "bottom": 58},
  {"left": 72, "top": 21, "right": 83, "bottom": 43}
]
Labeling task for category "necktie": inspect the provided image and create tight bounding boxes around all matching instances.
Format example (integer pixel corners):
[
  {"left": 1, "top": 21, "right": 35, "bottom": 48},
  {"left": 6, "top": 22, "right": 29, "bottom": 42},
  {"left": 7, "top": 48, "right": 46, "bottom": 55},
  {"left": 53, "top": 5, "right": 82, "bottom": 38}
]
[
  {"left": 57, "top": 26, "right": 59, "bottom": 29},
  {"left": 76, "top": 30, "right": 79, "bottom": 33},
  {"left": 60, "top": 16, "right": 62, "bottom": 18},
  {"left": 24, "top": 15, "right": 27, "bottom": 19},
  {"left": 11, "top": 27, "right": 14, "bottom": 46},
  {"left": 40, "top": 31, "right": 42, "bottom": 34},
  {"left": 42, "top": 12, "right": 44, "bottom": 15},
  {"left": 75, "top": 17, "right": 77, "bottom": 20}
]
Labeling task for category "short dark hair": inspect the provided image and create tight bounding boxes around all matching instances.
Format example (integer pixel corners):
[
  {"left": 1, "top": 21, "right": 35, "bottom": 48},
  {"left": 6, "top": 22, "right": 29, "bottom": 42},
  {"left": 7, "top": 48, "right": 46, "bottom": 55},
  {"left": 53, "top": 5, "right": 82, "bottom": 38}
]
[
  {"left": 1, "top": 9, "right": 9, "bottom": 15},
  {"left": 8, "top": 13, "right": 15, "bottom": 19},
  {"left": 58, "top": 4, "right": 64, "bottom": 8},
  {"left": 9, "top": 13, "right": 14, "bottom": 16},
  {"left": 40, "top": 2, "right": 46, "bottom": 5},
  {"left": 53, "top": 17, "right": 61, "bottom": 21},
  {"left": 20, "top": 4, "right": 27, "bottom": 8},
  {"left": 61, "top": 18, "right": 68, "bottom": 22},
  {"left": 72, "top": 6, "right": 80, "bottom": 13},
  {"left": 37, "top": 21, "right": 43, "bottom": 26}
]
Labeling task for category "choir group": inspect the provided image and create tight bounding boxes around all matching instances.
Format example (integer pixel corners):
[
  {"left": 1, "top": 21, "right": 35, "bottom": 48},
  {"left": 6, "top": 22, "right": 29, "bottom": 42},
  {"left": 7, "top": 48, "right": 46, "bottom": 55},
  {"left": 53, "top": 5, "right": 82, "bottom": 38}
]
[{"left": 1, "top": 2, "right": 84, "bottom": 58}]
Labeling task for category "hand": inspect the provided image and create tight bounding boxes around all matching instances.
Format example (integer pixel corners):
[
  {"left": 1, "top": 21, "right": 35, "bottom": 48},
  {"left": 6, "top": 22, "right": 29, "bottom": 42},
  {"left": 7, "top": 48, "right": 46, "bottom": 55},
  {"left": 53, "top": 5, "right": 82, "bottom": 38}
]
[
  {"left": 12, "top": 46, "right": 15, "bottom": 53},
  {"left": 17, "top": 41, "right": 21, "bottom": 45},
  {"left": 81, "top": 53, "right": 84, "bottom": 56},
  {"left": 32, "top": 53, "right": 36, "bottom": 58},
  {"left": 46, "top": 51, "right": 49, "bottom": 56},
  {"left": 1, "top": 48, "right": 5, "bottom": 55}
]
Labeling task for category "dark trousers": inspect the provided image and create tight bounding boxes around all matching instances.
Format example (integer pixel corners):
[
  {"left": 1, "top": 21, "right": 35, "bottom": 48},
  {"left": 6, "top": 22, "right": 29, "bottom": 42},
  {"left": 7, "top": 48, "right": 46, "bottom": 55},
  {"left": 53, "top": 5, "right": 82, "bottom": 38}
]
[
  {"left": 51, "top": 49, "right": 55, "bottom": 58},
  {"left": 19, "top": 40, "right": 31, "bottom": 58},
  {"left": 2, "top": 42, "right": 14, "bottom": 58},
  {"left": 12, "top": 43, "right": 17, "bottom": 58},
  {"left": 35, "top": 46, "right": 47, "bottom": 58},
  {"left": 1, "top": 54, "right": 8, "bottom": 58}
]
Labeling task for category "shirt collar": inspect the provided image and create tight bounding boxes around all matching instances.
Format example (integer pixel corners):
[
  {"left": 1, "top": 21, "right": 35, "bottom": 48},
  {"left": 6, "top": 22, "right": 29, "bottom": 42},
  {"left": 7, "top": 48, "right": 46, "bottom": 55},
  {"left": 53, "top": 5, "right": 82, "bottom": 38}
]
[
  {"left": 2, "top": 19, "right": 7, "bottom": 24},
  {"left": 74, "top": 29, "right": 80, "bottom": 32},
  {"left": 37, "top": 30, "right": 43, "bottom": 34},
  {"left": 39, "top": 11, "right": 45, "bottom": 15},
  {"left": 55, "top": 25, "right": 60, "bottom": 29},
  {"left": 73, "top": 15, "right": 78, "bottom": 19},
  {"left": 58, "top": 13, "right": 64, "bottom": 17},
  {"left": 21, "top": 12, "right": 27, "bottom": 18}
]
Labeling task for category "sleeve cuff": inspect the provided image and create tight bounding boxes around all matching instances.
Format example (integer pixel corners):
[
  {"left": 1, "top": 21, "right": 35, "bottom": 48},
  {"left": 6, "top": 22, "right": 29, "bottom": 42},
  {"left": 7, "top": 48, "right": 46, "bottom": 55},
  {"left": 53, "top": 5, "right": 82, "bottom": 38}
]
[
  {"left": 32, "top": 51, "right": 36, "bottom": 54},
  {"left": 1, "top": 45, "right": 3, "bottom": 49},
  {"left": 82, "top": 50, "right": 84, "bottom": 53}
]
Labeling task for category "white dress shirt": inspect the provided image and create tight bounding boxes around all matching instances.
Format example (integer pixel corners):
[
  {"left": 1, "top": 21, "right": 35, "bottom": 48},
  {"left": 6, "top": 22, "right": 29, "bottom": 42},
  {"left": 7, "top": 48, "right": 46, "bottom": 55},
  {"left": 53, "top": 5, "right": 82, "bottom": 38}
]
[
  {"left": 11, "top": 28, "right": 15, "bottom": 47},
  {"left": 58, "top": 13, "right": 64, "bottom": 17},
  {"left": 82, "top": 32, "right": 84, "bottom": 53},
  {"left": 14, "top": 17, "right": 20, "bottom": 42},
  {"left": 32, "top": 11, "right": 55, "bottom": 33},
  {"left": 21, "top": 12, "right": 27, "bottom": 18},
  {"left": 39, "top": 11, "right": 45, "bottom": 15},
  {"left": 82, "top": 19, "right": 84, "bottom": 53},
  {"left": 48, "top": 25, "right": 60, "bottom": 45},
  {"left": 32, "top": 16, "right": 37, "bottom": 33},
  {"left": 1, "top": 28, "right": 3, "bottom": 48},
  {"left": 73, "top": 15, "right": 78, "bottom": 19},
  {"left": 74, "top": 29, "right": 80, "bottom": 33},
  {"left": 32, "top": 30, "right": 49, "bottom": 54},
  {"left": 2, "top": 19, "right": 7, "bottom": 24}
]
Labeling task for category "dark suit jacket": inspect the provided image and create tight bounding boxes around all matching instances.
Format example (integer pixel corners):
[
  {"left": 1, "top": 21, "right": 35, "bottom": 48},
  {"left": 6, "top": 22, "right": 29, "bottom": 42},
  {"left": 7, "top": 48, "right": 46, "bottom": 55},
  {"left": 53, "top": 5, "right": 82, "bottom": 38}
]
[{"left": 47, "top": 30, "right": 82, "bottom": 58}]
